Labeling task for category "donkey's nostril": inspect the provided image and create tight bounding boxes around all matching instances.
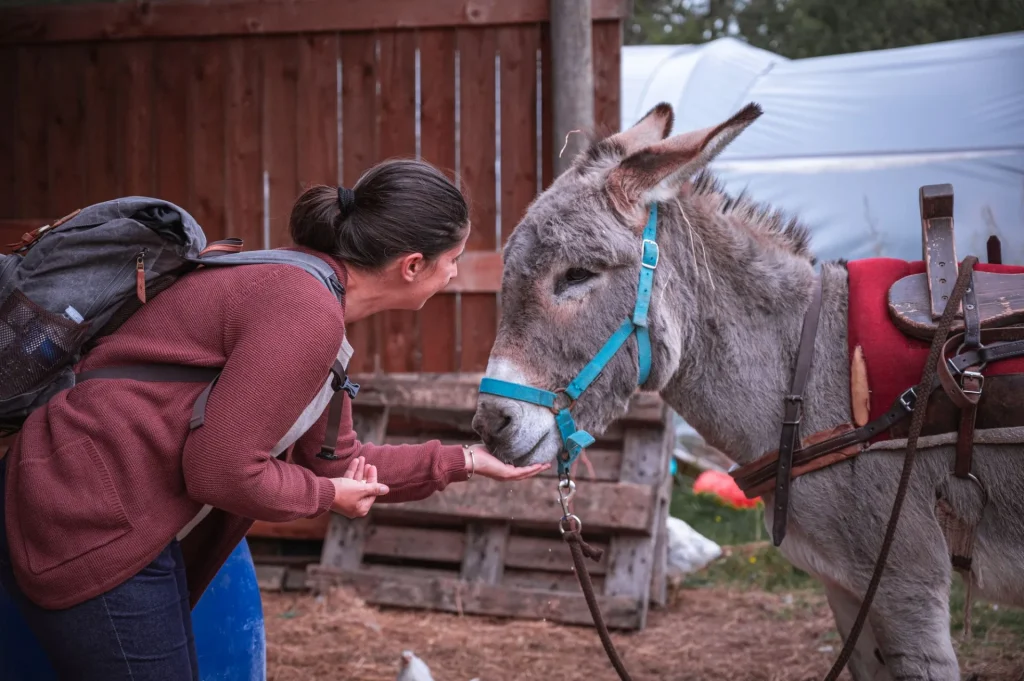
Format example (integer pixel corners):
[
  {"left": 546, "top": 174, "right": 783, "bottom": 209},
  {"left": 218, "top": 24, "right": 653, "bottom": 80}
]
[{"left": 473, "top": 401, "right": 516, "bottom": 443}]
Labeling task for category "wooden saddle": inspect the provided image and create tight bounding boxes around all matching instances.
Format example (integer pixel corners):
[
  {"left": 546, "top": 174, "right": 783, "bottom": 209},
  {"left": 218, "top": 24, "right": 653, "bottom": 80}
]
[{"left": 888, "top": 184, "right": 1024, "bottom": 339}]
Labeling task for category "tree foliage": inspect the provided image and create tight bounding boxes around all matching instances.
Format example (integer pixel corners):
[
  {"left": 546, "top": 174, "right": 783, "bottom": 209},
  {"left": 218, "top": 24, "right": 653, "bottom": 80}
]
[{"left": 626, "top": 0, "right": 1024, "bottom": 58}]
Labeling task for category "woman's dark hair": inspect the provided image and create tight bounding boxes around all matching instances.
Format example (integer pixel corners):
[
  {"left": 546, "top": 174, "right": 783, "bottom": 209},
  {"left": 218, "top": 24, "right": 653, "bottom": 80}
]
[{"left": 289, "top": 159, "right": 469, "bottom": 270}]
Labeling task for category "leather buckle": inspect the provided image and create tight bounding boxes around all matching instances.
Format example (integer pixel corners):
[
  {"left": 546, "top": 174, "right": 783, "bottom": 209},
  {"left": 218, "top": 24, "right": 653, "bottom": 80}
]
[
  {"left": 960, "top": 370, "right": 984, "bottom": 395},
  {"left": 899, "top": 387, "right": 918, "bottom": 412},
  {"left": 641, "top": 239, "right": 659, "bottom": 270},
  {"left": 782, "top": 394, "right": 804, "bottom": 425}
]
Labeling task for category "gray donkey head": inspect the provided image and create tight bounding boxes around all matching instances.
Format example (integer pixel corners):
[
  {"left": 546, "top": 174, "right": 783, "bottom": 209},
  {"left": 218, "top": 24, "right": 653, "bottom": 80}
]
[{"left": 473, "top": 102, "right": 813, "bottom": 465}]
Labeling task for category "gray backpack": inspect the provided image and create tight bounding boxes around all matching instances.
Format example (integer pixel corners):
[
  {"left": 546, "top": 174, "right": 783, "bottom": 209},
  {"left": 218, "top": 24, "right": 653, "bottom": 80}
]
[{"left": 0, "top": 196, "right": 356, "bottom": 456}]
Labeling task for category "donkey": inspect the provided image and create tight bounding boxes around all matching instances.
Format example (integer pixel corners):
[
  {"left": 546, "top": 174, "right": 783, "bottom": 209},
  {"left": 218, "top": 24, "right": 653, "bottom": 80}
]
[{"left": 472, "top": 102, "right": 1024, "bottom": 680}]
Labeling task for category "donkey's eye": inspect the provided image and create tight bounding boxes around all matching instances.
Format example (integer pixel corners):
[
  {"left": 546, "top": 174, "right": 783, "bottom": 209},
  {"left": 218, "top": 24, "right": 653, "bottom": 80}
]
[{"left": 565, "top": 268, "right": 595, "bottom": 284}]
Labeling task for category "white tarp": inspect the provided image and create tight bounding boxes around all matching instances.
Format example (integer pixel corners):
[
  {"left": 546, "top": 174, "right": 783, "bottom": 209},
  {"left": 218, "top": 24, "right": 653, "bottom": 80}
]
[{"left": 621, "top": 33, "right": 1024, "bottom": 264}]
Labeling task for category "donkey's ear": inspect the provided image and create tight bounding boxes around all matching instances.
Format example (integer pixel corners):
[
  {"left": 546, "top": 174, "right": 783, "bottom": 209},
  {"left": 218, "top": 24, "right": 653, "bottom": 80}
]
[
  {"left": 604, "top": 103, "right": 674, "bottom": 156},
  {"left": 607, "top": 103, "right": 762, "bottom": 221}
]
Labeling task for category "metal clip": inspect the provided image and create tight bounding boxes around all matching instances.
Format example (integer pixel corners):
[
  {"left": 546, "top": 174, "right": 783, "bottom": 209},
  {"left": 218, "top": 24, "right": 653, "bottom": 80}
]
[{"left": 557, "top": 477, "right": 576, "bottom": 518}]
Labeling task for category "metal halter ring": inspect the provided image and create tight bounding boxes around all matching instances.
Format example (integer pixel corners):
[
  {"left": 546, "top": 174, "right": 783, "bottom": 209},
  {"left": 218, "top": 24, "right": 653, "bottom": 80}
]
[
  {"left": 549, "top": 389, "right": 576, "bottom": 415},
  {"left": 950, "top": 471, "right": 989, "bottom": 509},
  {"left": 559, "top": 514, "right": 582, "bottom": 535}
]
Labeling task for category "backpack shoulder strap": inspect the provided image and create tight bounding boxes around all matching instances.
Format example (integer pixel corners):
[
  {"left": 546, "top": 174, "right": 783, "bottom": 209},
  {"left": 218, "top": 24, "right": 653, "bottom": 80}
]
[{"left": 191, "top": 249, "right": 345, "bottom": 304}]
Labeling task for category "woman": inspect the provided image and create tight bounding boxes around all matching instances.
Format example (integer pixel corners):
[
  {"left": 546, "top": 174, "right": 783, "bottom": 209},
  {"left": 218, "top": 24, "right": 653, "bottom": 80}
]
[{"left": 0, "top": 159, "right": 546, "bottom": 680}]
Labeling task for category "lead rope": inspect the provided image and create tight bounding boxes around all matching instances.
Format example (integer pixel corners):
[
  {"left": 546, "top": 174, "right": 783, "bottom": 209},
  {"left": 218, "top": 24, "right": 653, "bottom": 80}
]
[
  {"left": 823, "top": 256, "right": 979, "bottom": 680},
  {"left": 558, "top": 477, "right": 634, "bottom": 681}
]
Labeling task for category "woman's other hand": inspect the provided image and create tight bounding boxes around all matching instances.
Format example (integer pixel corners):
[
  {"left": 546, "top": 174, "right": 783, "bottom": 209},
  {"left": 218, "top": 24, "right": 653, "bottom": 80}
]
[
  {"left": 465, "top": 445, "right": 550, "bottom": 481},
  {"left": 329, "top": 456, "right": 389, "bottom": 518}
]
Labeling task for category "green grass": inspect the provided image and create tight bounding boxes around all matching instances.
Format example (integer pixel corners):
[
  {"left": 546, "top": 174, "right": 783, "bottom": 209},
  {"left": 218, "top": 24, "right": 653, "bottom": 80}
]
[{"left": 669, "top": 474, "right": 1024, "bottom": 645}]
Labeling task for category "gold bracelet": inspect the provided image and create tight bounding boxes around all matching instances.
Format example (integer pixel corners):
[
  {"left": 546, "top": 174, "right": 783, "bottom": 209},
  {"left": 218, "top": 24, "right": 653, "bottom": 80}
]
[{"left": 463, "top": 444, "right": 476, "bottom": 479}]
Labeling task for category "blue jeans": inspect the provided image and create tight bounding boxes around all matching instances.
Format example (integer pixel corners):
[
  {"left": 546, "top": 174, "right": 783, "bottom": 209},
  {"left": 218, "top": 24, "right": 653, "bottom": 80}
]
[{"left": 0, "top": 456, "right": 199, "bottom": 680}]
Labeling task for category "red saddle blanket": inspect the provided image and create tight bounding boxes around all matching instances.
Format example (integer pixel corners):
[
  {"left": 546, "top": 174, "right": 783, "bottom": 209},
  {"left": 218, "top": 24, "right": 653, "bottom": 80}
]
[{"left": 846, "top": 258, "right": 1024, "bottom": 443}]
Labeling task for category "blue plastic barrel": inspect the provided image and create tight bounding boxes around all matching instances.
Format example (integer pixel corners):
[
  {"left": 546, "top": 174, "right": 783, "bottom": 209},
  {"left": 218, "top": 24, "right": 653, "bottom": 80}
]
[
  {"left": 192, "top": 539, "right": 267, "bottom": 681},
  {"left": 0, "top": 539, "right": 265, "bottom": 681}
]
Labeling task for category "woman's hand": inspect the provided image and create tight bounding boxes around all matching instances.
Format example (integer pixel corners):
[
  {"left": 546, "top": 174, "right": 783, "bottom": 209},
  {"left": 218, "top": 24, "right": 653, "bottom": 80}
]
[
  {"left": 465, "top": 445, "right": 550, "bottom": 481},
  {"left": 329, "top": 456, "right": 390, "bottom": 518}
]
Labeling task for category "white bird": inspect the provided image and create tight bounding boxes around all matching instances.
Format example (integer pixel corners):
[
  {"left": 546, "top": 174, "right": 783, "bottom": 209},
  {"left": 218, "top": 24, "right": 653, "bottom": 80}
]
[{"left": 396, "top": 650, "right": 436, "bottom": 681}]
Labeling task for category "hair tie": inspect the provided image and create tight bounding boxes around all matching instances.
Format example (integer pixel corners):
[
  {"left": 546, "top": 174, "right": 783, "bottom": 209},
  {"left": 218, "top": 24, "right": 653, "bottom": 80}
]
[{"left": 337, "top": 186, "right": 356, "bottom": 219}]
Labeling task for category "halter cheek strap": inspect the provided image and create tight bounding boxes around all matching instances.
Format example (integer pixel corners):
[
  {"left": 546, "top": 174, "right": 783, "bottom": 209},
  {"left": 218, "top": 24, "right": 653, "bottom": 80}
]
[{"left": 479, "top": 204, "right": 660, "bottom": 476}]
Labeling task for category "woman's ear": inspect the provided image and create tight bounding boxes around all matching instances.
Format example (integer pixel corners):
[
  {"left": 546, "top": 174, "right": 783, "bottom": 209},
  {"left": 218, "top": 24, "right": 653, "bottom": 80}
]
[{"left": 399, "top": 253, "right": 426, "bottom": 282}]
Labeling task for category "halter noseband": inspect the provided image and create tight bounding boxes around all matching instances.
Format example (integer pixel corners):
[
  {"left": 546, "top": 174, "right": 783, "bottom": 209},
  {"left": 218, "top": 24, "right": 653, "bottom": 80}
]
[{"left": 478, "top": 204, "right": 661, "bottom": 477}]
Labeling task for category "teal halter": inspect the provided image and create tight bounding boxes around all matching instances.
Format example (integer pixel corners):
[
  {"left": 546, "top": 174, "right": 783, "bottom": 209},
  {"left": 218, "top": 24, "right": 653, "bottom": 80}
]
[{"left": 478, "top": 204, "right": 660, "bottom": 477}]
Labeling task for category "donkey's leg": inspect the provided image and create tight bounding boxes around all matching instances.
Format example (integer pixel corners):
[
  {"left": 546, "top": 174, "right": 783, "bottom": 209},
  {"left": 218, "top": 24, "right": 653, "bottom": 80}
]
[
  {"left": 823, "top": 581, "right": 891, "bottom": 681},
  {"left": 861, "top": 525, "right": 959, "bottom": 681}
]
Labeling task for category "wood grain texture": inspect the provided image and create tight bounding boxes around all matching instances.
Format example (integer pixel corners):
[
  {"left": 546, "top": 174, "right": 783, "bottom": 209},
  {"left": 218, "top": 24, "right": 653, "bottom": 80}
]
[
  {"left": 84, "top": 44, "right": 122, "bottom": 205},
  {"left": 225, "top": 38, "right": 264, "bottom": 249},
  {"left": 120, "top": 42, "right": 155, "bottom": 197},
  {"left": 153, "top": 45, "right": 190, "bottom": 208},
  {"left": 0, "top": 48, "right": 16, "bottom": 218},
  {"left": 592, "top": 19, "right": 622, "bottom": 137},
  {"left": 262, "top": 36, "right": 300, "bottom": 248},
  {"left": 378, "top": 30, "right": 421, "bottom": 373},
  {"left": 457, "top": 27, "right": 498, "bottom": 371},
  {"left": 461, "top": 524, "right": 509, "bottom": 583},
  {"left": 15, "top": 47, "right": 48, "bottom": 218},
  {"left": 340, "top": 32, "right": 379, "bottom": 373},
  {"left": 0, "top": 0, "right": 633, "bottom": 44},
  {"left": 498, "top": 24, "right": 540, "bottom": 246},
  {"left": 188, "top": 41, "right": 227, "bottom": 240},
  {"left": 296, "top": 33, "right": 339, "bottom": 190},
  {"left": 888, "top": 270, "right": 1024, "bottom": 339},
  {"left": 47, "top": 45, "right": 87, "bottom": 216},
  {"left": 418, "top": 28, "right": 459, "bottom": 372},
  {"left": 308, "top": 566, "right": 644, "bottom": 629}
]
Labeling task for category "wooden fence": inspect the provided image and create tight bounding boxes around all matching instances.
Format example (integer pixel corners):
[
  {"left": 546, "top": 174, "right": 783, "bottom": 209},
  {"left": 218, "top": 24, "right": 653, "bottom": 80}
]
[{"left": 0, "top": 0, "right": 627, "bottom": 373}]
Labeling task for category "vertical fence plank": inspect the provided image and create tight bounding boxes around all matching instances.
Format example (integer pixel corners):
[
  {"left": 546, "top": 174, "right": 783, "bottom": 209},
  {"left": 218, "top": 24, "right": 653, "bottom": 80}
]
[
  {"left": 120, "top": 42, "right": 155, "bottom": 197},
  {"left": 46, "top": 46, "right": 86, "bottom": 216},
  {"left": 84, "top": 45, "right": 122, "bottom": 204},
  {"left": 263, "top": 36, "right": 300, "bottom": 248},
  {"left": 417, "top": 28, "right": 458, "bottom": 373},
  {"left": 188, "top": 41, "right": 227, "bottom": 240},
  {"left": 592, "top": 20, "right": 621, "bottom": 136},
  {"left": 153, "top": 43, "right": 190, "bottom": 208},
  {"left": 0, "top": 48, "right": 16, "bottom": 218},
  {"left": 225, "top": 38, "right": 264, "bottom": 248},
  {"left": 296, "top": 33, "right": 340, "bottom": 190},
  {"left": 457, "top": 27, "right": 498, "bottom": 372},
  {"left": 378, "top": 30, "right": 420, "bottom": 373},
  {"left": 341, "top": 32, "right": 379, "bottom": 373},
  {"left": 15, "top": 47, "right": 48, "bottom": 219},
  {"left": 499, "top": 25, "right": 540, "bottom": 244},
  {"left": 539, "top": 25, "right": 554, "bottom": 190}
]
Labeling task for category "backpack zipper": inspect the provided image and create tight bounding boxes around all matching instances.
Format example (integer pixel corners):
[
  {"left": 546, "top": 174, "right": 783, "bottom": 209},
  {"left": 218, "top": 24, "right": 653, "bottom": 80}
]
[{"left": 83, "top": 248, "right": 148, "bottom": 319}]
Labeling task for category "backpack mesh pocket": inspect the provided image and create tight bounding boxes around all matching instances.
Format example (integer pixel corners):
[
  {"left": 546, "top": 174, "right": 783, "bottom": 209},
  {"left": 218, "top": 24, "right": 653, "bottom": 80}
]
[{"left": 0, "top": 289, "right": 89, "bottom": 400}]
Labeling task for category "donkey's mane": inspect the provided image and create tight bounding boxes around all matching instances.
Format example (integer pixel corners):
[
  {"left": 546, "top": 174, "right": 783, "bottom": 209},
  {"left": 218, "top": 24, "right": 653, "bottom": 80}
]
[{"left": 691, "top": 171, "right": 814, "bottom": 261}]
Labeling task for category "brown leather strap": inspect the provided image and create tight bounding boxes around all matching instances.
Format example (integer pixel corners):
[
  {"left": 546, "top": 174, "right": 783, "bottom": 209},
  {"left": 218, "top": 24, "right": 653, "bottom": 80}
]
[
  {"left": 955, "top": 401, "right": 979, "bottom": 479},
  {"left": 772, "top": 276, "right": 824, "bottom": 546},
  {"left": 199, "top": 238, "right": 244, "bottom": 257},
  {"left": 962, "top": 273, "right": 981, "bottom": 350}
]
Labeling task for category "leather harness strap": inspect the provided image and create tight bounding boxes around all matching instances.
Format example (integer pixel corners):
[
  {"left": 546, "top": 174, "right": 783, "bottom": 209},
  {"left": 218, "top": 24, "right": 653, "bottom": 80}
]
[
  {"left": 953, "top": 275, "right": 982, "bottom": 479},
  {"left": 772, "top": 276, "right": 823, "bottom": 546}
]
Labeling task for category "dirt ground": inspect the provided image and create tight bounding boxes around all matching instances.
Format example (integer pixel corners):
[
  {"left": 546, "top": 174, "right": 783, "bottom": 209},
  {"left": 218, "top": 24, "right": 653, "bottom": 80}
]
[{"left": 263, "top": 586, "right": 1024, "bottom": 681}]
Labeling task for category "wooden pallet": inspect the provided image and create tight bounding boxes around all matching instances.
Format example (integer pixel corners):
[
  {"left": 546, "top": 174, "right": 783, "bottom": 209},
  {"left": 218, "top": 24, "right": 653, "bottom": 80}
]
[{"left": 250, "top": 372, "right": 673, "bottom": 631}]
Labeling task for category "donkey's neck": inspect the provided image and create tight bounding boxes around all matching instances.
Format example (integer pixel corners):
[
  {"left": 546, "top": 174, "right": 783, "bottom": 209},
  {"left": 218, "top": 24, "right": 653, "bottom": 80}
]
[{"left": 656, "top": 197, "right": 852, "bottom": 466}]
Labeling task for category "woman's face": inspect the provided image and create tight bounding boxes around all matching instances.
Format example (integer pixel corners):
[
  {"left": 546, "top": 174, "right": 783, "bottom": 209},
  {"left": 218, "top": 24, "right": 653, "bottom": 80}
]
[{"left": 395, "top": 226, "right": 470, "bottom": 310}]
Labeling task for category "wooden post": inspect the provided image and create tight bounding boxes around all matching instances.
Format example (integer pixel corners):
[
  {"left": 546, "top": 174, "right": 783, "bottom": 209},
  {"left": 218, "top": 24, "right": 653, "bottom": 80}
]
[{"left": 550, "top": 0, "right": 594, "bottom": 177}]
